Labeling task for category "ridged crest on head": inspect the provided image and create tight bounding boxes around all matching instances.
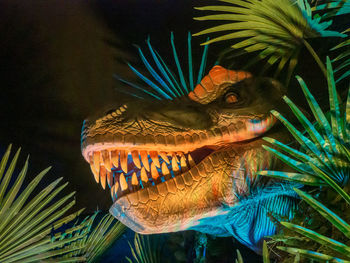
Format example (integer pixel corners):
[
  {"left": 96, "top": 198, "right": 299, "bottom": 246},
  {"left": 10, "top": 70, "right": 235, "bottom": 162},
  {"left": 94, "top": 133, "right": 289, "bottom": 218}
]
[{"left": 188, "top": 65, "right": 252, "bottom": 104}]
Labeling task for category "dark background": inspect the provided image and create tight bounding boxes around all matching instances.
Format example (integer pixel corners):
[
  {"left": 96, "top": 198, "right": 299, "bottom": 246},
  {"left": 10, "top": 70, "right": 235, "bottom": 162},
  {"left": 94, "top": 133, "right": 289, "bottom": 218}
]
[
  {"left": 1, "top": 0, "right": 347, "bottom": 261},
  {"left": 0, "top": 0, "right": 260, "bottom": 261},
  {"left": 0, "top": 0, "right": 222, "bottom": 214}
]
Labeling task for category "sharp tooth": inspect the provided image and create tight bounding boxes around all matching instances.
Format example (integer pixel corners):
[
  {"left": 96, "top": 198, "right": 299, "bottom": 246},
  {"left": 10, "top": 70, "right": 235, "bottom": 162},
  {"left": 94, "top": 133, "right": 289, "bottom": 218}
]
[
  {"left": 172, "top": 153, "right": 179, "bottom": 164},
  {"left": 131, "top": 150, "right": 141, "bottom": 169},
  {"left": 110, "top": 184, "right": 115, "bottom": 199},
  {"left": 140, "top": 151, "right": 150, "bottom": 171},
  {"left": 161, "top": 162, "right": 170, "bottom": 176},
  {"left": 140, "top": 167, "right": 148, "bottom": 183},
  {"left": 107, "top": 171, "right": 113, "bottom": 188},
  {"left": 131, "top": 172, "right": 138, "bottom": 186},
  {"left": 151, "top": 162, "right": 159, "bottom": 180},
  {"left": 120, "top": 150, "right": 128, "bottom": 173},
  {"left": 188, "top": 154, "right": 196, "bottom": 167},
  {"left": 102, "top": 150, "right": 112, "bottom": 171},
  {"left": 180, "top": 155, "right": 188, "bottom": 172},
  {"left": 119, "top": 173, "right": 128, "bottom": 191},
  {"left": 172, "top": 158, "right": 180, "bottom": 174},
  {"left": 100, "top": 165, "right": 107, "bottom": 189},
  {"left": 93, "top": 151, "right": 101, "bottom": 171},
  {"left": 150, "top": 151, "right": 160, "bottom": 168},
  {"left": 111, "top": 150, "right": 119, "bottom": 168},
  {"left": 116, "top": 109, "right": 122, "bottom": 115},
  {"left": 114, "top": 182, "right": 119, "bottom": 197},
  {"left": 159, "top": 152, "right": 170, "bottom": 164},
  {"left": 89, "top": 159, "right": 99, "bottom": 183}
]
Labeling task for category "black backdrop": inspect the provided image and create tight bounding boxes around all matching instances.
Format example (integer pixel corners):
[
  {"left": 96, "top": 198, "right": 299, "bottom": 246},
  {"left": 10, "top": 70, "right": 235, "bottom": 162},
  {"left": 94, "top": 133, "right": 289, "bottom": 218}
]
[{"left": 3, "top": 0, "right": 346, "bottom": 261}]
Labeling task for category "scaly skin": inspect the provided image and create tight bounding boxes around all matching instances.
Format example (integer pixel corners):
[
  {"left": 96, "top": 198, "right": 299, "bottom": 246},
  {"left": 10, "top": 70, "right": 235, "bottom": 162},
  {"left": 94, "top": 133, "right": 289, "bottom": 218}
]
[{"left": 81, "top": 66, "right": 296, "bottom": 252}]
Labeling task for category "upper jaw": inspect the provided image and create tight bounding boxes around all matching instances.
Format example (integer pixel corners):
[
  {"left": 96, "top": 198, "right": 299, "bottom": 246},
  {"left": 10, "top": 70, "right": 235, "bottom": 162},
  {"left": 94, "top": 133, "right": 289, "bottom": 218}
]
[{"left": 81, "top": 114, "right": 276, "bottom": 162}]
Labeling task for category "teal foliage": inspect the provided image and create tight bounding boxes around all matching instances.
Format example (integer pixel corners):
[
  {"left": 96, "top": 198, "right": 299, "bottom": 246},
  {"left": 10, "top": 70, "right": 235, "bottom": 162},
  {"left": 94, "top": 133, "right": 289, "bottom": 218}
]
[
  {"left": 258, "top": 59, "right": 350, "bottom": 262},
  {"left": 332, "top": 28, "right": 350, "bottom": 83},
  {"left": 193, "top": 0, "right": 349, "bottom": 84},
  {"left": 114, "top": 33, "right": 209, "bottom": 100},
  {"left": 258, "top": 58, "right": 350, "bottom": 187}
]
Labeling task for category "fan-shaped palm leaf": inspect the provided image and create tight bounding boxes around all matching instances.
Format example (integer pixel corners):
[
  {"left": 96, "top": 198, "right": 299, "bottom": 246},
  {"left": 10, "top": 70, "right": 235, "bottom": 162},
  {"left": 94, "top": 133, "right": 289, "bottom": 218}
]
[
  {"left": 331, "top": 28, "right": 350, "bottom": 82},
  {"left": 312, "top": 0, "right": 350, "bottom": 19},
  {"left": 57, "top": 212, "right": 126, "bottom": 263},
  {"left": 193, "top": 0, "right": 347, "bottom": 84},
  {"left": 257, "top": 57, "right": 350, "bottom": 187},
  {"left": 0, "top": 145, "right": 85, "bottom": 263},
  {"left": 257, "top": 58, "right": 350, "bottom": 262},
  {"left": 114, "top": 32, "right": 209, "bottom": 100},
  {"left": 277, "top": 188, "right": 350, "bottom": 262},
  {"left": 125, "top": 233, "right": 164, "bottom": 263}
]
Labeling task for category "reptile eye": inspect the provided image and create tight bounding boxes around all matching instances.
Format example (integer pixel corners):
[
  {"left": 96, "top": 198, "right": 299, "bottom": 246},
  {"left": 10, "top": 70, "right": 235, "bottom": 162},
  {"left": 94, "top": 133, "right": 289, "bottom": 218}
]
[{"left": 225, "top": 92, "right": 239, "bottom": 104}]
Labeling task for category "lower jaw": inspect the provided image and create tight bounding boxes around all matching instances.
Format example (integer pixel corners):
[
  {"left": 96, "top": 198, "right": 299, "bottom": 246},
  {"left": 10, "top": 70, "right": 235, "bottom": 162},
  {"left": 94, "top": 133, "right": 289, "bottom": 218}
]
[
  {"left": 110, "top": 197, "right": 226, "bottom": 234},
  {"left": 107, "top": 134, "right": 277, "bottom": 233},
  {"left": 108, "top": 148, "right": 239, "bottom": 233}
]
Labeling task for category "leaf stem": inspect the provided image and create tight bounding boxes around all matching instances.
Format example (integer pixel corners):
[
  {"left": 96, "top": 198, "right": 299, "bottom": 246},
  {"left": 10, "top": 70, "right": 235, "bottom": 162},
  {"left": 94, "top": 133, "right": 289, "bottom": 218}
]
[{"left": 302, "top": 39, "right": 327, "bottom": 77}]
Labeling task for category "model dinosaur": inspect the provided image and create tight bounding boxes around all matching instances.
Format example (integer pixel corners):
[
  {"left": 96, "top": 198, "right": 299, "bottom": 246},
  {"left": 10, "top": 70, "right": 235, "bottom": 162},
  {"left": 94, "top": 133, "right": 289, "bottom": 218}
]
[{"left": 80, "top": 36, "right": 298, "bottom": 253}]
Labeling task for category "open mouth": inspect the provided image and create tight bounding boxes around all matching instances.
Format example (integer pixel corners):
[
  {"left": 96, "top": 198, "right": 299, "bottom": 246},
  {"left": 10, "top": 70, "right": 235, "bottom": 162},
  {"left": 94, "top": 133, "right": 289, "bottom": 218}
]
[
  {"left": 82, "top": 114, "right": 276, "bottom": 202},
  {"left": 85, "top": 146, "right": 215, "bottom": 201}
]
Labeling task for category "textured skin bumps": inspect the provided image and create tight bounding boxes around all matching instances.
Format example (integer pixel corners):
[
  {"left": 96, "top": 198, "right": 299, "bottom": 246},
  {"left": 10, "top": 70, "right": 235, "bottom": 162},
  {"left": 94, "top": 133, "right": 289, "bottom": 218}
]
[
  {"left": 82, "top": 65, "right": 291, "bottom": 252},
  {"left": 188, "top": 65, "right": 252, "bottom": 104}
]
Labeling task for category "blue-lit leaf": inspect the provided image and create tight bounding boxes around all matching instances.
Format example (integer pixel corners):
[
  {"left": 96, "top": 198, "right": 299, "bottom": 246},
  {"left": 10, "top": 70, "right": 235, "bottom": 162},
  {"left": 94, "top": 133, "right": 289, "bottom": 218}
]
[
  {"left": 280, "top": 222, "right": 350, "bottom": 256},
  {"left": 294, "top": 188, "right": 350, "bottom": 239},
  {"left": 115, "top": 33, "right": 210, "bottom": 100},
  {"left": 258, "top": 170, "right": 324, "bottom": 186}
]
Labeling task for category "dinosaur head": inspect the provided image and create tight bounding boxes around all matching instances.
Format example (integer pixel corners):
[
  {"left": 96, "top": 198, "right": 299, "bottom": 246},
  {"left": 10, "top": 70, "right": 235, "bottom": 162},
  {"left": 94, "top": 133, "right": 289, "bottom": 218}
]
[{"left": 81, "top": 65, "right": 285, "bottom": 235}]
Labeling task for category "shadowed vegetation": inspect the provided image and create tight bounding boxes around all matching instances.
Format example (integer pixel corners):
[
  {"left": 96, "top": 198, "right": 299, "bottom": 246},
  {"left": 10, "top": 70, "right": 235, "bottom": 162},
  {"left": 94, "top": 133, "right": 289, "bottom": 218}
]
[
  {"left": 258, "top": 59, "right": 350, "bottom": 262},
  {"left": 194, "top": 0, "right": 350, "bottom": 85}
]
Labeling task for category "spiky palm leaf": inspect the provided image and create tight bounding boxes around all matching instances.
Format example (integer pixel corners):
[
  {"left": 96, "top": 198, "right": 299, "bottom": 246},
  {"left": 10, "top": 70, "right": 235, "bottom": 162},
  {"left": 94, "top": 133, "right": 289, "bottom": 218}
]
[
  {"left": 0, "top": 145, "right": 86, "bottom": 263},
  {"left": 125, "top": 233, "right": 164, "bottom": 263},
  {"left": 257, "top": 59, "right": 350, "bottom": 261},
  {"left": 193, "top": 0, "right": 347, "bottom": 84},
  {"left": 114, "top": 32, "right": 209, "bottom": 100},
  {"left": 312, "top": 0, "right": 350, "bottom": 19},
  {"left": 277, "top": 188, "right": 350, "bottom": 262},
  {"left": 332, "top": 28, "right": 350, "bottom": 82},
  {"left": 258, "top": 57, "right": 350, "bottom": 188},
  {"left": 57, "top": 212, "right": 126, "bottom": 263}
]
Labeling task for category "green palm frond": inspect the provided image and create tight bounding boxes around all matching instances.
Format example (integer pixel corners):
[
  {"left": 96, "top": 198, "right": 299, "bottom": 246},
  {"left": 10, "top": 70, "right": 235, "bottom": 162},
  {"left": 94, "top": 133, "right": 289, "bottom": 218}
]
[
  {"left": 194, "top": 0, "right": 347, "bottom": 84},
  {"left": 114, "top": 32, "right": 209, "bottom": 100},
  {"left": 278, "top": 188, "right": 350, "bottom": 262},
  {"left": 0, "top": 145, "right": 85, "bottom": 263},
  {"left": 126, "top": 233, "right": 164, "bottom": 263},
  {"left": 331, "top": 29, "right": 350, "bottom": 82},
  {"left": 235, "top": 249, "right": 244, "bottom": 263},
  {"left": 58, "top": 212, "right": 126, "bottom": 263},
  {"left": 257, "top": 58, "right": 350, "bottom": 261},
  {"left": 312, "top": 0, "right": 350, "bottom": 19},
  {"left": 258, "top": 57, "right": 350, "bottom": 186}
]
